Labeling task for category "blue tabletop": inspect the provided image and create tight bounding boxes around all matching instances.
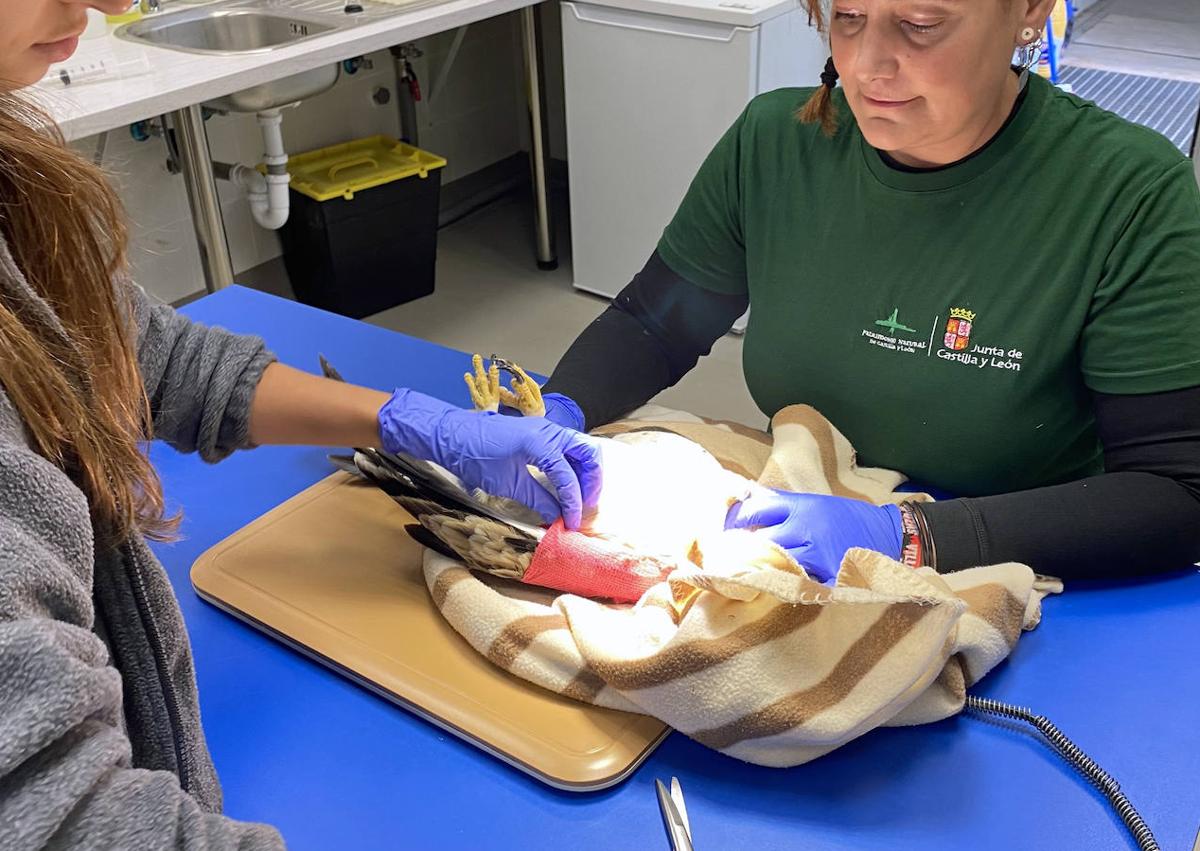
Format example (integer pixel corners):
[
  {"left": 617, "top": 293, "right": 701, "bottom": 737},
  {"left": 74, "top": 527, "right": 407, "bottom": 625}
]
[{"left": 153, "top": 287, "right": 1200, "bottom": 851}]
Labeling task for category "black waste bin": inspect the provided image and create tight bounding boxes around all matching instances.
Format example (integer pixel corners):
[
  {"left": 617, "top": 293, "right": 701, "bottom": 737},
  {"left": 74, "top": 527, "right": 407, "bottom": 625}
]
[{"left": 278, "top": 135, "right": 447, "bottom": 319}]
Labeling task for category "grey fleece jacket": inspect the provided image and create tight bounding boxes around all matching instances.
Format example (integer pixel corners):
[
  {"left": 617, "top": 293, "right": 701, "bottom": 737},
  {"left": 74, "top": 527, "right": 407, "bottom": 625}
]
[{"left": 0, "top": 234, "right": 286, "bottom": 850}]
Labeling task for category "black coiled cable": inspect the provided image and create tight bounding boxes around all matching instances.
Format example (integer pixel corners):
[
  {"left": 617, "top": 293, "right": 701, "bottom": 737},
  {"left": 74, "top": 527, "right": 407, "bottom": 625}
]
[{"left": 964, "top": 695, "right": 1159, "bottom": 851}]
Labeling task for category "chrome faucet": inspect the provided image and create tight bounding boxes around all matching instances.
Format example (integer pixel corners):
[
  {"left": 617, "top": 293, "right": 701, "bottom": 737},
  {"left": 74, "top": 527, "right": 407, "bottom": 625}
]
[{"left": 138, "top": 0, "right": 162, "bottom": 13}]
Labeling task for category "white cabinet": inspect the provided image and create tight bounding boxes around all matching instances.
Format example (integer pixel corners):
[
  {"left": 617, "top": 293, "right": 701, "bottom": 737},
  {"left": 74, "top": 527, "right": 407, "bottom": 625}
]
[{"left": 562, "top": 0, "right": 825, "bottom": 311}]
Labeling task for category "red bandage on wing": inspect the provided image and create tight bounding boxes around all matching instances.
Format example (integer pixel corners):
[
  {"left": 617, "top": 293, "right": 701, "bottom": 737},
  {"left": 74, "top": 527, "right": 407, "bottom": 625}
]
[{"left": 521, "top": 519, "right": 676, "bottom": 603}]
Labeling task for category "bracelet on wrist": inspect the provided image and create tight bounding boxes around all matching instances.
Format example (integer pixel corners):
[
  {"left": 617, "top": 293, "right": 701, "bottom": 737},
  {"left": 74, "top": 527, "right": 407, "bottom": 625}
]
[{"left": 898, "top": 501, "right": 936, "bottom": 570}]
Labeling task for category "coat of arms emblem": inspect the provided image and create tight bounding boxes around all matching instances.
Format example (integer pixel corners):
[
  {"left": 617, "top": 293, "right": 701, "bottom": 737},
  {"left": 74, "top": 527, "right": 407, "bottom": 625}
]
[{"left": 944, "top": 308, "right": 976, "bottom": 351}]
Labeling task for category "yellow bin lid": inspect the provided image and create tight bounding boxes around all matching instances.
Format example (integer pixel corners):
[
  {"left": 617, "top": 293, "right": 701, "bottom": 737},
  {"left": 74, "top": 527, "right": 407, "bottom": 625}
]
[{"left": 288, "top": 135, "right": 447, "bottom": 202}]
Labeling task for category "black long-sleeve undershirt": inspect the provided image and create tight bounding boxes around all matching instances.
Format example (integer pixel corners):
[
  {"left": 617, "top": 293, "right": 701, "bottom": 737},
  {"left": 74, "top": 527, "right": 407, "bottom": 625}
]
[
  {"left": 544, "top": 251, "right": 750, "bottom": 426},
  {"left": 543, "top": 251, "right": 1200, "bottom": 581}
]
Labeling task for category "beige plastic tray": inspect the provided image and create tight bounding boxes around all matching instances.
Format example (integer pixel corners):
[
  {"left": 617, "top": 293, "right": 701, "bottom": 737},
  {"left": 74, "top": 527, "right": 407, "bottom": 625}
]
[{"left": 191, "top": 472, "right": 668, "bottom": 791}]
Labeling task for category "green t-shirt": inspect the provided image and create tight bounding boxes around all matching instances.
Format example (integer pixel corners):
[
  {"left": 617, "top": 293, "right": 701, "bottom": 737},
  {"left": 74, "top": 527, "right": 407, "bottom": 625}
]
[{"left": 658, "top": 75, "right": 1200, "bottom": 497}]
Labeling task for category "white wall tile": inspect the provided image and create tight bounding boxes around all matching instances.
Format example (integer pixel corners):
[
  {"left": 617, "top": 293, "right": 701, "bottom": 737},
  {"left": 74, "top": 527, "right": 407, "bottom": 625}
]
[
  {"left": 203, "top": 111, "right": 242, "bottom": 161},
  {"left": 128, "top": 216, "right": 206, "bottom": 305},
  {"left": 221, "top": 199, "right": 260, "bottom": 274},
  {"left": 100, "top": 129, "right": 190, "bottom": 235},
  {"left": 430, "top": 103, "right": 522, "bottom": 182},
  {"left": 252, "top": 217, "right": 283, "bottom": 268}
]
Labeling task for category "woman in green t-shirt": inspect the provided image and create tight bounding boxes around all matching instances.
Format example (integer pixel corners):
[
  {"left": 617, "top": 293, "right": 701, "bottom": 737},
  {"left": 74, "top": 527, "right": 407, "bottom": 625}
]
[{"left": 537, "top": 0, "right": 1200, "bottom": 582}]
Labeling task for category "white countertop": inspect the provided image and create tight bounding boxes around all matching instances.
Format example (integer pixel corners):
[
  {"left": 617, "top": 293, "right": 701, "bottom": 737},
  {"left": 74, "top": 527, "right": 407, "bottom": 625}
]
[
  {"left": 37, "top": 0, "right": 537, "bottom": 141},
  {"left": 565, "top": 0, "right": 796, "bottom": 28}
]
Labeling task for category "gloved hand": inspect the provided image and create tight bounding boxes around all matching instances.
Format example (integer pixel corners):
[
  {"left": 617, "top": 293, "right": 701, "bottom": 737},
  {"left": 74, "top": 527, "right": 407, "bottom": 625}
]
[
  {"left": 378, "top": 389, "right": 601, "bottom": 529},
  {"left": 725, "top": 490, "right": 902, "bottom": 583},
  {"left": 541, "top": 393, "right": 585, "bottom": 431},
  {"left": 500, "top": 391, "right": 586, "bottom": 431}
]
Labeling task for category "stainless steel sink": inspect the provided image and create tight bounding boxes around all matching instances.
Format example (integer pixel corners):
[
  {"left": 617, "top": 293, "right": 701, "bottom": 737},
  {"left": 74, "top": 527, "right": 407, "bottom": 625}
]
[
  {"left": 126, "top": 9, "right": 337, "bottom": 53},
  {"left": 117, "top": 0, "right": 404, "bottom": 55},
  {"left": 208, "top": 65, "right": 340, "bottom": 113},
  {"left": 115, "top": 0, "right": 403, "bottom": 111}
]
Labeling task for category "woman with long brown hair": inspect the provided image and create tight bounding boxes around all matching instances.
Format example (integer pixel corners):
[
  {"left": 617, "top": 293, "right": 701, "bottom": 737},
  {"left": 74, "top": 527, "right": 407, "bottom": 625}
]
[{"left": 0, "top": 3, "right": 599, "bottom": 846}]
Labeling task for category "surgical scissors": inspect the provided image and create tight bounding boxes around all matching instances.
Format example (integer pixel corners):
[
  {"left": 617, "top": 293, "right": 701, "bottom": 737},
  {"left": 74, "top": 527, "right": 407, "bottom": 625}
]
[{"left": 656, "top": 777, "right": 694, "bottom": 851}]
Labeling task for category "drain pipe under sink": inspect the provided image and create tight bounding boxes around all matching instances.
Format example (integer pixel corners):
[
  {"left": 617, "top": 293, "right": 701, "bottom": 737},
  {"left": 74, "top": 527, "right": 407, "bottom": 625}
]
[{"left": 215, "top": 108, "right": 291, "bottom": 230}]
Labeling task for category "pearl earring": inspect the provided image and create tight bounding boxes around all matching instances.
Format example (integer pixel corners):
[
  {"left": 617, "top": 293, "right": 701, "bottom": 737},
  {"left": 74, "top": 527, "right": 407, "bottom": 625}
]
[{"left": 1020, "top": 26, "right": 1036, "bottom": 42}]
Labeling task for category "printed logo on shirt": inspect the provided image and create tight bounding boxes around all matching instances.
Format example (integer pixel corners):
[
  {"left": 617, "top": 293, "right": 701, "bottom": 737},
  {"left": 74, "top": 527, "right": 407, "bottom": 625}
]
[
  {"left": 935, "top": 306, "right": 1024, "bottom": 372},
  {"left": 861, "top": 308, "right": 929, "bottom": 354},
  {"left": 859, "top": 305, "right": 1025, "bottom": 372},
  {"left": 875, "top": 308, "right": 917, "bottom": 335},
  {"left": 943, "top": 308, "right": 975, "bottom": 351}
]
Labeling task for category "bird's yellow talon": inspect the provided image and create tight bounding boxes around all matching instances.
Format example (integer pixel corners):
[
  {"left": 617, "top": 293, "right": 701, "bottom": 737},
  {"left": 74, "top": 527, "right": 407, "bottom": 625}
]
[
  {"left": 467, "top": 354, "right": 547, "bottom": 416},
  {"left": 510, "top": 374, "right": 545, "bottom": 417},
  {"left": 465, "top": 354, "right": 502, "bottom": 412},
  {"left": 488, "top": 358, "right": 546, "bottom": 416},
  {"left": 497, "top": 387, "right": 521, "bottom": 409}
]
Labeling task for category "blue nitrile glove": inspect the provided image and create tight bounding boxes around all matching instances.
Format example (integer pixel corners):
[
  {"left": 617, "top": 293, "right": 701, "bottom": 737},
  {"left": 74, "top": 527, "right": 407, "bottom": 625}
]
[
  {"left": 541, "top": 393, "right": 586, "bottom": 431},
  {"left": 378, "top": 389, "right": 601, "bottom": 529},
  {"left": 499, "top": 392, "right": 586, "bottom": 432},
  {"left": 724, "top": 490, "right": 903, "bottom": 583}
]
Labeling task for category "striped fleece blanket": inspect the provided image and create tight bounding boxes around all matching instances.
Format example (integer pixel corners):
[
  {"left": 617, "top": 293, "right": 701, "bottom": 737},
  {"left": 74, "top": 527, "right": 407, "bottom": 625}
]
[{"left": 423, "top": 405, "right": 1061, "bottom": 767}]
